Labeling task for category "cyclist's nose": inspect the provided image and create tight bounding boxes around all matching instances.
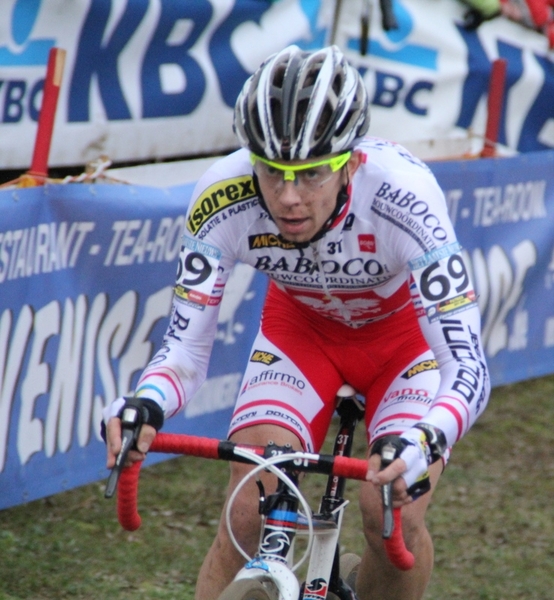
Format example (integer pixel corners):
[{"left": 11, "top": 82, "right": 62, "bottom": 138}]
[{"left": 276, "top": 179, "right": 303, "bottom": 207}]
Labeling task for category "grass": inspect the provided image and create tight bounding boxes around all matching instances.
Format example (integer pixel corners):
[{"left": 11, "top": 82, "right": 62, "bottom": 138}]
[{"left": 1, "top": 375, "right": 553, "bottom": 599}]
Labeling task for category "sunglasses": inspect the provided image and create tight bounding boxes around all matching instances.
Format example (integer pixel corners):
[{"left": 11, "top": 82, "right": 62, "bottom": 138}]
[{"left": 250, "top": 151, "right": 352, "bottom": 190}]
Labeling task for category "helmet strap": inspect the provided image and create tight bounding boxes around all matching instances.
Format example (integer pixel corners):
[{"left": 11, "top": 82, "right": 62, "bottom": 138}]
[
  {"left": 310, "top": 162, "right": 352, "bottom": 243},
  {"left": 251, "top": 171, "right": 272, "bottom": 222},
  {"left": 308, "top": 184, "right": 349, "bottom": 244}
]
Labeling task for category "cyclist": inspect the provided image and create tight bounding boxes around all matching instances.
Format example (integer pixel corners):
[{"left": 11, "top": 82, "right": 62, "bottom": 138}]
[{"left": 103, "top": 45, "right": 490, "bottom": 600}]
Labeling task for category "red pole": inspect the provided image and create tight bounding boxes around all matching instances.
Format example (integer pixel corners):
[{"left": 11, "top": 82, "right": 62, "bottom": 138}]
[
  {"left": 481, "top": 58, "right": 507, "bottom": 158},
  {"left": 27, "top": 47, "right": 66, "bottom": 179}
]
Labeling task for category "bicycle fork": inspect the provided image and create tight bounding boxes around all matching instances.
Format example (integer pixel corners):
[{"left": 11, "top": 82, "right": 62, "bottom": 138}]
[{"left": 235, "top": 474, "right": 302, "bottom": 600}]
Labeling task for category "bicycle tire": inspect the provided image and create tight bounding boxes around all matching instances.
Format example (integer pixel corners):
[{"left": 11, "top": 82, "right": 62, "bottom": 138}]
[{"left": 217, "top": 578, "right": 279, "bottom": 600}]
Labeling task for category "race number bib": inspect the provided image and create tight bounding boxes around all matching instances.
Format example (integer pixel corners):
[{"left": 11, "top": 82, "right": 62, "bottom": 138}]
[
  {"left": 409, "top": 242, "right": 477, "bottom": 323},
  {"left": 174, "top": 237, "right": 221, "bottom": 310}
]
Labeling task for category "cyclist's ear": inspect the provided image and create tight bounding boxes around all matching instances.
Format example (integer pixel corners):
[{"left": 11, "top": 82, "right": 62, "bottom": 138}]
[{"left": 346, "top": 150, "right": 363, "bottom": 179}]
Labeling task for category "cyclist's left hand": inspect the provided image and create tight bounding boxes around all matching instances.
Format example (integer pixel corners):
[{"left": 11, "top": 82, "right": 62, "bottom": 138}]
[
  {"left": 367, "top": 453, "right": 412, "bottom": 507},
  {"left": 366, "top": 429, "right": 431, "bottom": 506}
]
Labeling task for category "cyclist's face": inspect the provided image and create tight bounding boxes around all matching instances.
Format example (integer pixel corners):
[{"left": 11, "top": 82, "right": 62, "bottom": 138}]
[{"left": 254, "top": 152, "right": 362, "bottom": 243}]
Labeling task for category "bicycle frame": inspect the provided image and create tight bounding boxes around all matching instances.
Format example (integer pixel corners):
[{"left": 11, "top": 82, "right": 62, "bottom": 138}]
[
  {"left": 300, "top": 396, "right": 366, "bottom": 599},
  {"left": 226, "top": 396, "right": 365, "bottom": 600},
  {"left": 114, "top": 391, "right": 415, "bottom": 599}
]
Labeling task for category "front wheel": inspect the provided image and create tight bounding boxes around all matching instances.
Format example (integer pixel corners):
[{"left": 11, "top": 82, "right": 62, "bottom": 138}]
[{"left": 217, "top": 578, "right": 279, "bottom": 600}]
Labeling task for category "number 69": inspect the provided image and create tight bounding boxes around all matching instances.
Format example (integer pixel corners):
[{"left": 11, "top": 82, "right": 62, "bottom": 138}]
[{"left": 420, "top": 255, "right": 469, "bottom": 302}]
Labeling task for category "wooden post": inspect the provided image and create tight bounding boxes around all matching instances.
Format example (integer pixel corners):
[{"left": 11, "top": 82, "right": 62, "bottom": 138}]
[
  {"left": 481, "top": 58, "right": 507, "bottom": 158},
  {"left": 27, "top": 47, "right": 66, "bottom": 179}
]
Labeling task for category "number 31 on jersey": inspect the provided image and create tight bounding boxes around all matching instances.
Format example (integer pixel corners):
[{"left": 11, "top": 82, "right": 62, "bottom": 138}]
[{"left": 409, "top": 242, "right": 477, "bottom": 323}]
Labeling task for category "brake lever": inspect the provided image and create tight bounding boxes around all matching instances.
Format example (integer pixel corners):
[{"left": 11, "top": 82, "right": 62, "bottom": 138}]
[
  {"left": 104, "top": 404, "right": 143, "bottom": 499},
  {"left": 379, "top": 441, "right": 397, "bottom": 539}
]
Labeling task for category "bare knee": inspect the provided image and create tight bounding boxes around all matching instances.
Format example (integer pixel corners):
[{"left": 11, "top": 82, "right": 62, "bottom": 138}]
[
  {"left": 220, "top": 462, "right": 266, "bottom": 554},
  {"left": 222, "top": 424, "right": 304, "bottom": 553},
  {"left": 358, "top": 482, "right": 430, "bottom": 555}
]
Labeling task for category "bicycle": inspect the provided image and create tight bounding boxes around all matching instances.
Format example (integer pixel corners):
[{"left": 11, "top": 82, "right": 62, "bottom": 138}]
[{"left": 109, "top": 385, "right": 415, "bottom": 600}]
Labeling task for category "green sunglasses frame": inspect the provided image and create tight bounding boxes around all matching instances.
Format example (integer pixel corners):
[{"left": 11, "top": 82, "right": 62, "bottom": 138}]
[{"left": 250, "top": 151, "right": 352, "bottom": 182}]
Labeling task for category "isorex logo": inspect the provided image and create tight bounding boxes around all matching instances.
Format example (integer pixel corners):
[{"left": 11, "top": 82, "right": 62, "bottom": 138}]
[{"left": 186, "top": 176, "right": 256, "bottom": 234}]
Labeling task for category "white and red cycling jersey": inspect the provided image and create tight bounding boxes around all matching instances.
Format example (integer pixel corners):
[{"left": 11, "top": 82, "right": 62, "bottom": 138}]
[{"left": 129, "top": 137, "right": 490, "bottom": 452}]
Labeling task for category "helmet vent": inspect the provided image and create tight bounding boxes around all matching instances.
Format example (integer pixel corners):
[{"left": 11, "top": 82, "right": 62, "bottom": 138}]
[{"left": 234, "top": 45, "right": 370, "bottom": 159}]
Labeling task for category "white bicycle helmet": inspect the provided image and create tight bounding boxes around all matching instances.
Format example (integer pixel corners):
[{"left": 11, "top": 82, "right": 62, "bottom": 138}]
[{"left": 234, "top": 45, "right": 369, "bottom": 160}]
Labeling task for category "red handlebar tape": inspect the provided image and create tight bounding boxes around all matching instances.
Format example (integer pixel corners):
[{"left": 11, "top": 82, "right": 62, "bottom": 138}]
[
  {"left": 115, "top": 433, "right": 415, "bottom": 569},
  {"left": 151, "top": 433, "right": 220, "bottom": 457}
]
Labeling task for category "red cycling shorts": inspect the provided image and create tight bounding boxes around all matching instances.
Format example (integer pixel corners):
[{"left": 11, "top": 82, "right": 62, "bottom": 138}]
[{"left": 229, "top": 282, "right": 440, "bottom": 452}]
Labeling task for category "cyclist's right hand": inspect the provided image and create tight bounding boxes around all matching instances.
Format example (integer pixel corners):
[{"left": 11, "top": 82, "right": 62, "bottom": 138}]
[
  {"left": 105, "top": 418, "right": 157, "bottom": 469},
  {"left": 102, "top": 397, "right": 164, "bottom": 469}
]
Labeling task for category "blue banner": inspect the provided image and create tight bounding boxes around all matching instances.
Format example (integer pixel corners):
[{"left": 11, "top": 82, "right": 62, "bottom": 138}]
[
  {"left": 0, "top": 182, "right": 266, "bottom": 509},
  {"left": 1, "top": 150, "right": 553, "bottom": 509},
  {"left": 431, "top": 150, "right": 554, "bottom": 384}
]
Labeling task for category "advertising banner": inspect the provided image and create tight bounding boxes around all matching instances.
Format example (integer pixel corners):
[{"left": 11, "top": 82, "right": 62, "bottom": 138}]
[
  {"left": 1, "top": 0, "right": 553, "bottom": 169},
  {"left": 1, "top": 149, "right": 553, "bottom": 510},
  {"left": 432, "top": 150, "right": 554, "bottom": 384},
  {"left": 0, "top": 181, "right": 267, "bottom": 509}
]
